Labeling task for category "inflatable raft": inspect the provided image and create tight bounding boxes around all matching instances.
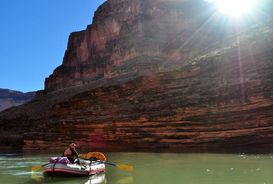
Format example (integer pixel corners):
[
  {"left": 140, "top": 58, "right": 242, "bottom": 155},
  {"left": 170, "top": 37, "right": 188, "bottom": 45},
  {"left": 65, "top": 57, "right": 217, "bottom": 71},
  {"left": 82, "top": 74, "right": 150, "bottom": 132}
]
[{"left": 44, "top": 157, "right": 105, "bottom": 176}]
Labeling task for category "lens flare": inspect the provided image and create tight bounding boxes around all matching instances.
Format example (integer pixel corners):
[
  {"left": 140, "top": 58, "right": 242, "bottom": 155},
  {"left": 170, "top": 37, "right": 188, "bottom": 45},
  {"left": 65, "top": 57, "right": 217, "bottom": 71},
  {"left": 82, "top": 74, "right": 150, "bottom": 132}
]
[{"left": 215, "top": 0, "right": 258, "bottom": 17}]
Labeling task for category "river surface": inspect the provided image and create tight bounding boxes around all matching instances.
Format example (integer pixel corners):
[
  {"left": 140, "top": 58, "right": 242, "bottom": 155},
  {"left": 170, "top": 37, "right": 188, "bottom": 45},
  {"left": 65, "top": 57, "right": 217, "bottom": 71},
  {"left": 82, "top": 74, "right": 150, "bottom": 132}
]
[{"left": 0, "top": 152, "right": 272, "bottom": 184}]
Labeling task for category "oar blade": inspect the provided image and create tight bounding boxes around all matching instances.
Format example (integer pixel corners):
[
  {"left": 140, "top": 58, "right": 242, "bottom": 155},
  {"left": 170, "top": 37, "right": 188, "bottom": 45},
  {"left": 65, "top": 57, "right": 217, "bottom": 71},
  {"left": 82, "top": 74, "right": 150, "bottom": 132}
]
[
  {"left": 117, "top": 164, "right": 133, "bottom": 172},
  {"left": 31, "top": 165, "right": 42, "bottom": 172}
]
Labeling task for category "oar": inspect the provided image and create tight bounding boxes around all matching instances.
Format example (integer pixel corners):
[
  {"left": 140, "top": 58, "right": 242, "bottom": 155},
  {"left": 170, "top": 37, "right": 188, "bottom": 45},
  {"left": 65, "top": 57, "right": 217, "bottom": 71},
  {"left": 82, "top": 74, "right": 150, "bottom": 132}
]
[
  {"left": 31, "top": 163, "right": 50, "bottom": 172},
  {"left": 32, "top": 156, "right": 63, "bottom": 172},
  {"left": 96, "top": 160, "right": 133, "bottom": 172},
  {"left": 79, "top": 152, "right": 133, "bottom": 172}
]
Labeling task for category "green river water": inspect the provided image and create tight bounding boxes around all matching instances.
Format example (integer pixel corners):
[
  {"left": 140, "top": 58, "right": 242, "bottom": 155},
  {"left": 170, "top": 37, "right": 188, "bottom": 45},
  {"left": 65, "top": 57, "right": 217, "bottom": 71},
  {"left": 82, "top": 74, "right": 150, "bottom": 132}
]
[{"left": 0, "top": 152, "right": 272, "bottom": 184}]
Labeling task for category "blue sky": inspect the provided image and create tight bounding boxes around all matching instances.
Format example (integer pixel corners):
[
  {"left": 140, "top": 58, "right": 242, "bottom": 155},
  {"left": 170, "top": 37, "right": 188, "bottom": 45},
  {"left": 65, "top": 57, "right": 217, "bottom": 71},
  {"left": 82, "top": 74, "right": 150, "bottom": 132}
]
[{"left": 0, "top": 0, "right": 105, "bottom": 92}]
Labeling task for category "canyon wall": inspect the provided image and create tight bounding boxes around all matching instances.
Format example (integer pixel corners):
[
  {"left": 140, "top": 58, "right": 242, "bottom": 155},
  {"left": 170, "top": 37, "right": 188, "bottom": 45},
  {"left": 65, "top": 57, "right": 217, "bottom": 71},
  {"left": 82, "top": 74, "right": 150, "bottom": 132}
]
[
  {"left": 0, "top": 89, "right": 35, "bottom": 112},
  {"left": 0, "top": 0, "right": 272, "bottom": 152},
  {"left": 45, "top": 0, "right": 210, "bottom": 91}
]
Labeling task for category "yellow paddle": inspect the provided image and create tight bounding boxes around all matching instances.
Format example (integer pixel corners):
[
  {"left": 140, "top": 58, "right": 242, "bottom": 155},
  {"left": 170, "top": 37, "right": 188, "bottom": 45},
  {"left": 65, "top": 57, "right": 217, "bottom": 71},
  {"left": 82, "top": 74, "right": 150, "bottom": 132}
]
[
  {"left": 79, "top": 152, "right": 133, "bottom": 172},
  {"left": 31, "top": 163, "right": 50, "bottom": 172}
]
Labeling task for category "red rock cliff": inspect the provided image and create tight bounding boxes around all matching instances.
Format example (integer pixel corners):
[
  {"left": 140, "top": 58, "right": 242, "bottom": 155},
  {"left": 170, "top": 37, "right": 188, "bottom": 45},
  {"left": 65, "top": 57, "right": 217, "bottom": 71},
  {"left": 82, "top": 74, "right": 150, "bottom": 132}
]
[
  {"left": 45, "top": 0, "right": 209, "bottom": 91},
  {"left": 0, "top": 0, "right": 272, "bottom": 153}
]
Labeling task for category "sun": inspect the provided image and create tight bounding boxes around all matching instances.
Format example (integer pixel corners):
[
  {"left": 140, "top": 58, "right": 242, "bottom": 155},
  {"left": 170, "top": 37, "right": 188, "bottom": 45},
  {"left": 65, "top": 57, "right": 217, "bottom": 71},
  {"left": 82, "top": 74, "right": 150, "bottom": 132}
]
[{"left": 215, "top": 0, "right": 258, "bottom": 17}]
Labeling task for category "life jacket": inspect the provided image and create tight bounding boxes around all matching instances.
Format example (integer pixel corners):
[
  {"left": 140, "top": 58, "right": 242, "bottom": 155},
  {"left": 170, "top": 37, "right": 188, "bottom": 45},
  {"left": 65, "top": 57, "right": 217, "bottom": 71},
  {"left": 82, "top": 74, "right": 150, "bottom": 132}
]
[{"left": 63, "top": 148, "right": 73, "bottom": 157}]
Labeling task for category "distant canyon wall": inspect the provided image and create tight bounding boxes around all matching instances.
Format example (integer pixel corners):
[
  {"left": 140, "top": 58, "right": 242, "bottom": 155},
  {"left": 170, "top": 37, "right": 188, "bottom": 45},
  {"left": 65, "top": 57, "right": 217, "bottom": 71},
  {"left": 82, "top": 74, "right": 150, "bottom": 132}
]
[{"left": 0, "top": 89, "right": 35, "bottom": 112}]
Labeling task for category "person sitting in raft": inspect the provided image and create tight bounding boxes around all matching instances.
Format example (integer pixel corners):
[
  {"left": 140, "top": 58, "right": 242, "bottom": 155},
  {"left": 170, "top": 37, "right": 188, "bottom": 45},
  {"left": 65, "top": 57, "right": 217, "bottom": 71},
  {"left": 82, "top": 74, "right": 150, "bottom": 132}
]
[{"left": 63, "top": 143, "right": 80, "bottom": 164}]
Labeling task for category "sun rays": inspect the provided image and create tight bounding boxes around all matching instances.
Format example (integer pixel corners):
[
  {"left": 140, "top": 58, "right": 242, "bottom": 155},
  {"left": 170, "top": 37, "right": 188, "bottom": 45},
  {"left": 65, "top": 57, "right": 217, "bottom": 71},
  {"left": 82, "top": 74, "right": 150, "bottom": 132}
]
[{"left": 215, "top": 0, "right": 259, "bottom": 17}]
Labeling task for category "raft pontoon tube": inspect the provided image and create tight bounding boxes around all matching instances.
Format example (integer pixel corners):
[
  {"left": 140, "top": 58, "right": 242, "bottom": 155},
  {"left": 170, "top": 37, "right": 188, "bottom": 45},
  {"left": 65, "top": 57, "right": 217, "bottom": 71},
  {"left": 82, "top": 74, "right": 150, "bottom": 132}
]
[{"left": 43, "top": 157, "right": 105, "bottom": 176}]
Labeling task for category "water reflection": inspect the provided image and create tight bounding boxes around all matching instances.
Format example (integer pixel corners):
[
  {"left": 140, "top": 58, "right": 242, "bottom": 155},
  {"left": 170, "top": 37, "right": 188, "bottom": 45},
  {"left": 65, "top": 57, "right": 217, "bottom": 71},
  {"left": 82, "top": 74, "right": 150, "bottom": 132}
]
[
  {"left": 84, "top": 174, "right": 107, "bottom": 184},
  {"left": 29, "top": 173, "right": 107, "bottom": 184},
  {"left": 116, "top": 176, "right": 134, "bottom": 184}
]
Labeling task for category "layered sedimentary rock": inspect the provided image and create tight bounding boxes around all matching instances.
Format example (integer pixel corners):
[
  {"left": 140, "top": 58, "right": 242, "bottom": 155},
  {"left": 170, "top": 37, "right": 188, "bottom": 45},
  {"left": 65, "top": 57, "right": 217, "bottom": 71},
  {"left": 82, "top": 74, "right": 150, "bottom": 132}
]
[
  {"left": 0, "top": 0, "right": 272, "bottom": 152},
  {"left": 0, "top": 89, "right": 35, "bottom": 112},
  {"left": 45, "top": 0, "right": 210, "bottom": 91}
]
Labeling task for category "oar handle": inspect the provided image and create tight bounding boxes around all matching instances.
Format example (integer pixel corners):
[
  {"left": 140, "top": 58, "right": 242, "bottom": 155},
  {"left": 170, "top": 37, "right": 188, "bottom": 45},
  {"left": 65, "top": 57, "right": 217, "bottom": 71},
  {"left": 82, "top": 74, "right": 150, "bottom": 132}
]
[
  {"left": 42, "top": 163, "right": 50, "bottom": 167},
  {"left": 101, "top": 161, "right": 116, "bottom": 166},
  {"left": 83, "top": 158, "right": 133, "bottom": 172}
]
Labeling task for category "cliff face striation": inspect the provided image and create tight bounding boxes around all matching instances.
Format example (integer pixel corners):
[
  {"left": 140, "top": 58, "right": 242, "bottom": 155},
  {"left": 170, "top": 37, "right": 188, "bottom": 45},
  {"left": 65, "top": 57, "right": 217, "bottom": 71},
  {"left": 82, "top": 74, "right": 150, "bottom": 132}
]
[{"left": 0, "top": 0, "right": 272, "bottom": 152}]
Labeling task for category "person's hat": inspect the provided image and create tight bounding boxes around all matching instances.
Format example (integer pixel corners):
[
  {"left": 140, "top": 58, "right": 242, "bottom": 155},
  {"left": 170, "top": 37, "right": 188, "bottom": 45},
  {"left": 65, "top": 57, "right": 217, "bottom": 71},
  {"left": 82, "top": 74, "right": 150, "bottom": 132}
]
[{"left": 70, "top": 143, "right": 77, "bottom": 148}]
